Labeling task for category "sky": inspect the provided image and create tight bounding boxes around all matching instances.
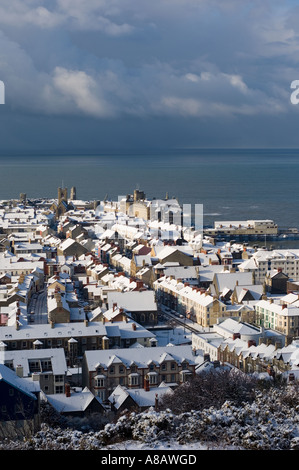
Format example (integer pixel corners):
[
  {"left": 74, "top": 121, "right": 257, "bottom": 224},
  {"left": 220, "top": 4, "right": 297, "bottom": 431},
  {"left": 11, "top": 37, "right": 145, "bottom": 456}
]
[{"left": 0, "top": 0, "right": 299, "bottom": 153}]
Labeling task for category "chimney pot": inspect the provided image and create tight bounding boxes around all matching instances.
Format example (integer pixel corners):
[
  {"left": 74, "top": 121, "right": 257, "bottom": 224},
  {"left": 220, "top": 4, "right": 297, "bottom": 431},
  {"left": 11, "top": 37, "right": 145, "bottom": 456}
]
[
  {"left": 144, "top": 376, "right": 150, "bottom": 391},
  {"left": 65, "top": 383, "right": 71, "bottom": 397}
]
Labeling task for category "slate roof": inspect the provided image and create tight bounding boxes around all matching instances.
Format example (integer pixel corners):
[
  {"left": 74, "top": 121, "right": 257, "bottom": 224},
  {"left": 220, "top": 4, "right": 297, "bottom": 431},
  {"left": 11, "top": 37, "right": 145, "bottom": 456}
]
[{"left": 0, "top": 363, "right": 39, "bottom": 399}]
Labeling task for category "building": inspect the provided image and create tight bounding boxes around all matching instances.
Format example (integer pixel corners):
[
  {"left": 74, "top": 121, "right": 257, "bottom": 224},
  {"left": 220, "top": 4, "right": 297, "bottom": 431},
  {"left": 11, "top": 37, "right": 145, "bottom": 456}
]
[
  {"left": 255, "top": 298, "right": 299, "bottom": 338},
  {"left": 0, "top": 319, "right": 157, "bottom": 367},
  {"left": 265, "top": 269, "right": 288, "bottom": 294},
  {"left": 239, "top": 249, "right": 299, "bottom": 283},
  {"left": 47, "top": 292, "right": 71, "bottom": 323},
  {"left": 211, "top": 271, "right": 254, "bottom": 298},
  {"left": 204, "top": 219, "right": 278, "bottom": 238},
  {"left": 43, "top": 384, "right": 106, "bottom": 418},
  {"left": 107, "top": 290, "right": 158, "bottom": 326},
  {"left": 82, "top": 345, "right": 201, "bottom": 401},
  {"left": 108, "top": 384, "right": 173, "bottom": 413},
  {"left": 0, "top": 364, "right": 40, "bottom": 439},
  {"left": 2, "top": 347, "right": 67, "bottom": 394},
  {"left": 154, "top": 275, "right": 228, "bottom": 326},
  {"left": 57, "top": 238, "right": 88, "bottom": 258}
]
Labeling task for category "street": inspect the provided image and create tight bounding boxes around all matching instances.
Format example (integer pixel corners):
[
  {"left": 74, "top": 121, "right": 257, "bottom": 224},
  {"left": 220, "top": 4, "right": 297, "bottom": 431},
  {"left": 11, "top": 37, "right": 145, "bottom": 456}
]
[{"left": 28, "top": 289, "right": 48, "bottom": 324}]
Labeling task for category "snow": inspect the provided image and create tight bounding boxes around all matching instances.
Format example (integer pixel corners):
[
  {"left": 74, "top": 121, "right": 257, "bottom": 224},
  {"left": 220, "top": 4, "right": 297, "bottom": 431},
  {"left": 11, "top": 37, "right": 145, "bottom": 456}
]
[{"left": 3, "top": 383, "right": 299, "bottom": 450}]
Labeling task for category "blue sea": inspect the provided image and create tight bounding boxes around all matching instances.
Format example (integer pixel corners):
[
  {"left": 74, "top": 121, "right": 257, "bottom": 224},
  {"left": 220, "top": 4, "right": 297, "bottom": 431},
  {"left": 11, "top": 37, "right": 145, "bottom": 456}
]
[{"left": 1, "top": 148, "right": 299, "bottom": 230}]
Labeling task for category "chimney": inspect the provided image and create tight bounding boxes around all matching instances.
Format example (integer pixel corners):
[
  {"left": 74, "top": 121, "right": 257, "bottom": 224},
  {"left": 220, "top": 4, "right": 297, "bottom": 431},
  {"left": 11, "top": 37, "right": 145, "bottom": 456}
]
[
  {"left": 113, "top": 303, "right": 117, "bottom": 311},
  {"left": 233, "top": 333, "right": 241, "bottom": 340},
  {"left": 65, "top": 383, "right": 71, "bottom": 397},
  {"left": 132, "top": 323, "right": 136, "bottom": 330},
  {"left": 248, "top": 340, "right": 256, "bottom": 348},
  {"left": 15, "top": 365, "right": 23, "bottom": 378},
  {"left": 144, "top": 376, "right": 150, "bottom": 391}
]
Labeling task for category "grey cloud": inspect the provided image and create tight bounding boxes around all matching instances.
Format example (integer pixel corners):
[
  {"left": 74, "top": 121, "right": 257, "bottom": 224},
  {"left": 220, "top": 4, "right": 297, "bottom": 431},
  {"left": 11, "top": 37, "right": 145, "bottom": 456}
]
[{"left": 0, "top": 0, "right": 298, "bottom": 150}]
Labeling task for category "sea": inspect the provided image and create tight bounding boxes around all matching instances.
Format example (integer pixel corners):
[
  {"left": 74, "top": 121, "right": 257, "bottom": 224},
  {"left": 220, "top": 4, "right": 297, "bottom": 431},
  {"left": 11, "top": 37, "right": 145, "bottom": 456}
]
[{"left": 1, "top": 148, "right": 299, "bottom": 236}]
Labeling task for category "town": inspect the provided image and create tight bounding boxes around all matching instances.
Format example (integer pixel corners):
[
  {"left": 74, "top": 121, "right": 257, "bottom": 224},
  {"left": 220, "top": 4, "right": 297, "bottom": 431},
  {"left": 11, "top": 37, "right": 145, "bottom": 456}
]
[{"left": 1, "top": 186, "right": 299, "bottom": 439}]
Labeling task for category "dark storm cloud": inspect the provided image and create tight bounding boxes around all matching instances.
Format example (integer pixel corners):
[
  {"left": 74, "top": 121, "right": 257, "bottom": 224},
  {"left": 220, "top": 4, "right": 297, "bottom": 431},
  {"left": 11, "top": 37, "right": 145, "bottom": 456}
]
[{"left": 0, "top": 0, "right": 298, "bottom": 151}]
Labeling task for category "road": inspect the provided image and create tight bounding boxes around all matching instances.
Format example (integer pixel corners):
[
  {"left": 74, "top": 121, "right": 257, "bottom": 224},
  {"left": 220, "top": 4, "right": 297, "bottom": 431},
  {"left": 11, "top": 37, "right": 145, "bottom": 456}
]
[
  {"left": 159, "top": 305, "right": 208, "bottom": 335},
  {"left": 28, "top": 289, "right": 48, "bottom": 324}
]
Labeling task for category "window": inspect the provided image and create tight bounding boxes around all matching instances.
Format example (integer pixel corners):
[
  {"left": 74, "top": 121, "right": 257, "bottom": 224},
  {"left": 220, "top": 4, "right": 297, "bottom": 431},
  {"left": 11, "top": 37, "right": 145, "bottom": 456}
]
[
  {"left": 148, "top": 373, "right": 158, "bottom": 385},
  {"left": 128, "top": 374, "right": 139, "bottom": 386},
  {"left": 96, "top": 389, "right": 105, "bottom": 401},
  {"left": 96, "top": 376, "right": 106, "bottom": 387}
]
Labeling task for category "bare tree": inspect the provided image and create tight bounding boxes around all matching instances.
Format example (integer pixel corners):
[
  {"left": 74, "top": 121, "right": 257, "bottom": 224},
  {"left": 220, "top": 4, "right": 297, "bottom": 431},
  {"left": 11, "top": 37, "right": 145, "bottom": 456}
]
[{"left": 160, "top": 368, "right": 257, "bottom": 413}]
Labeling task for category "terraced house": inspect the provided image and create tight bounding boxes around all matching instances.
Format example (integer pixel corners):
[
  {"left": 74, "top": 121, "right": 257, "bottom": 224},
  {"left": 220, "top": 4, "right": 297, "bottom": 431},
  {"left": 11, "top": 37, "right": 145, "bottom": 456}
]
[
  {"left": 255, "top": 298, "right": 299, "bottom": 338},
  {"left": 82, "top": 345, "right": 201, "bottom": 401},
  {"left": 154, "top": 275, "right": 226, "bottom": 327}
]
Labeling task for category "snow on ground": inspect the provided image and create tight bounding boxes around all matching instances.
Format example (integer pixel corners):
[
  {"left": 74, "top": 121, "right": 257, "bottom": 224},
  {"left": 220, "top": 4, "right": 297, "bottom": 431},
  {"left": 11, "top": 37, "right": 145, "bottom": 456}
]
[{"left": 103, "top": 439, "right": 237, "bottom": 450}]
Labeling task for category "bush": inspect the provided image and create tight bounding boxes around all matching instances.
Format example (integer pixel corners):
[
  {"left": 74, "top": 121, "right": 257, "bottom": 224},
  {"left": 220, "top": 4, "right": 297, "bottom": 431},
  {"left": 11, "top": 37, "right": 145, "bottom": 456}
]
[{"left": 160, "top": 368, "right": 257, "bottom": 413}]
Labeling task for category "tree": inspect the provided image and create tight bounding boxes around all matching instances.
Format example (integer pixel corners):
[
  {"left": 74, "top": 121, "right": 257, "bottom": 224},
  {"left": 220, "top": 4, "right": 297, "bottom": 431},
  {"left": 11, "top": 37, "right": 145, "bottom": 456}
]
[{"left": 160, "top": 368, "right": 257, "bottom": 413}]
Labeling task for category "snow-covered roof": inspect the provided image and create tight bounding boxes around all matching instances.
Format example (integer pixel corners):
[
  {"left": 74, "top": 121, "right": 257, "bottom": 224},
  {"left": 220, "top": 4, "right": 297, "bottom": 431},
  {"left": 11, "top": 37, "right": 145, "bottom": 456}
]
[
  {"left": 107, "top": 290, "right": 157, "bottom": 312},
  {"left": 108, "top": 384, "right": 173, "bottom": 410},
  {"left": 3, "top": 347, "right": 67, "bottom": 376},
  {"left": 85, "top": 345, "right": 202, "bottom": 371},
  {"left": 44, "top": 387, "right": 103, "bottom": 413},
  {"left": 0, "top": 363, "right": 39, "bottom": 399}
]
